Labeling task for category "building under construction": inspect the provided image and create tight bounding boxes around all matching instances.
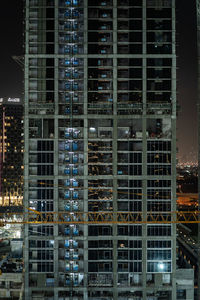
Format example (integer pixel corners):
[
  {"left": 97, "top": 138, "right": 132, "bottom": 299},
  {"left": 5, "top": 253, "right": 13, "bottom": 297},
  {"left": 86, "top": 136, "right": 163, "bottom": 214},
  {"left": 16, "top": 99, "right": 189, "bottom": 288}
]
[{"left": 24, "top": 0, "right": 179, "bottom": 299}]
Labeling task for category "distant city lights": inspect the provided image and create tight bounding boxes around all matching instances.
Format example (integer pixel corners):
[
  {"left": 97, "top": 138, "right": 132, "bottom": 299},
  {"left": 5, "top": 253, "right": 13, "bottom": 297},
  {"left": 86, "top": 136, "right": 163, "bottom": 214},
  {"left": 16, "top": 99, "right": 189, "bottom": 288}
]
[{"left": 177, "top": 161, "right": 198, "bottom": 168}]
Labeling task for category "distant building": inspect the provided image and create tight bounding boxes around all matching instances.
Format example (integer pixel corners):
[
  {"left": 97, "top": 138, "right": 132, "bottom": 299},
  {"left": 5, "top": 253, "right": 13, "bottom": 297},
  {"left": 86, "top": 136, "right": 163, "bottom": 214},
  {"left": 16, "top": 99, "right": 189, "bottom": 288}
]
[{"left": 0, "top": 98, "right": 23, "bottom": 206}]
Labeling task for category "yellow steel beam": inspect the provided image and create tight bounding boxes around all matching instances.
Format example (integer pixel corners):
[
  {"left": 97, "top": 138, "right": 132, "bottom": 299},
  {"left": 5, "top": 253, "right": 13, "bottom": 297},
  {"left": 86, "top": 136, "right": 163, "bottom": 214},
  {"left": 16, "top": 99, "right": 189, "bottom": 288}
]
[{"left": 0, "top": 211, "right": 199, "bottom": 224}]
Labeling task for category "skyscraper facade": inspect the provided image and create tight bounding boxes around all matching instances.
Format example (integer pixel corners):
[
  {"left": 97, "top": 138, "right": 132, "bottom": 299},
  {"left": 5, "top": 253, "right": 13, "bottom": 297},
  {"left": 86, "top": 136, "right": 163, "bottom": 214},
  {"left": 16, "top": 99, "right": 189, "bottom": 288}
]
[{"left": 24, "top": 0, "right": 177, "bottom": 299}]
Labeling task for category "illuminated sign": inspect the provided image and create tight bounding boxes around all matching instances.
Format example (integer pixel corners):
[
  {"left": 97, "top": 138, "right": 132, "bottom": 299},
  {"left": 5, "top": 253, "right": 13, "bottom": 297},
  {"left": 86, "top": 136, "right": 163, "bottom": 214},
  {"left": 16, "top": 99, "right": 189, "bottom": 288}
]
[
  {"left": 0, "top": 98, "right": 21, "bottom": 104},
  {"left": 7, "top": 98, "right": 20, "bottom": 103}
]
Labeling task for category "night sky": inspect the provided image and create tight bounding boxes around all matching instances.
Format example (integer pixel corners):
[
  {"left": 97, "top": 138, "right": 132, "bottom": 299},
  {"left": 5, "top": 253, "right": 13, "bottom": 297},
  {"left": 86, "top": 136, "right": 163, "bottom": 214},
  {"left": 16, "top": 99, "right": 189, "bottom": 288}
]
[
  {"left": 0, "top": 0, "right": 198, "bottom": 164},
  {"left": 176, "top": 0, "right": 198, "bottom": 164}
]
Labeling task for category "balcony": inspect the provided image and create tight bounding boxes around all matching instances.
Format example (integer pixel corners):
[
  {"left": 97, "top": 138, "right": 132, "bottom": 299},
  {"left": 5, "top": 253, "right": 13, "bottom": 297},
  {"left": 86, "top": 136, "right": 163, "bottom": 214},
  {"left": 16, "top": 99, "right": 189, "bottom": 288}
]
[
  {"left": 59, "top": 104, "right": 84, "bottom": 115},
  {"left": 88, "top": 274, "right": 113, "bottom": 286},
  {"left": 146, "top": 103, "right": 172, "bottom": 115}
]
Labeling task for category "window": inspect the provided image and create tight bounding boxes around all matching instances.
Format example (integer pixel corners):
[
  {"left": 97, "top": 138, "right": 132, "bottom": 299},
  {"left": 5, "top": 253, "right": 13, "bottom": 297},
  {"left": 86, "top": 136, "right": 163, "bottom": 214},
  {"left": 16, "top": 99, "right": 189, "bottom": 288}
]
[
  {"left": 88, "top": 226, "right": 113, "bottom": 236},
  {"left": 147, "top": 261, "right": 171, "bottom": 273},
  {"left": 117, "top": 225, "right": 142, "bottom": 236},
  {"left": 29, "top": 225, "right": 54, "bottom": 236},
  {"left": 147, "top": 225, "right": 171, "bottom": 236},
  {"left": 29, "top": 240, "right": 54, "bottom": 248},
  {"left": 147, "top": 249, "right": 171, "bottom": 260},
  {"left": 147, "top": 240, "right": 171, "bottom": 248}
]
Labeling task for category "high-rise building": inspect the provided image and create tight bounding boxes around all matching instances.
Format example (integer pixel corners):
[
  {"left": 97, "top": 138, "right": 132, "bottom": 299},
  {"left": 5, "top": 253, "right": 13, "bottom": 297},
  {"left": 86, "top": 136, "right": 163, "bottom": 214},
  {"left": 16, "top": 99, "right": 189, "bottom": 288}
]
[
  {"left": 24, "top": 0, "right": 177, "bottom": 299},
  {"left": 0, "top": 97, "right": 23, "bottom": 206}
]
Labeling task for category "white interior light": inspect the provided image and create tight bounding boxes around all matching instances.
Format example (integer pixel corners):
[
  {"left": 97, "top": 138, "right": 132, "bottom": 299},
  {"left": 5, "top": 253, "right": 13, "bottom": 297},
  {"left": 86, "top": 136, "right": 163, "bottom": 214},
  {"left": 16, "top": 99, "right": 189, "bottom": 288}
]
[{"left": 158, "top": 262, "right": 165, "bottom": 271}]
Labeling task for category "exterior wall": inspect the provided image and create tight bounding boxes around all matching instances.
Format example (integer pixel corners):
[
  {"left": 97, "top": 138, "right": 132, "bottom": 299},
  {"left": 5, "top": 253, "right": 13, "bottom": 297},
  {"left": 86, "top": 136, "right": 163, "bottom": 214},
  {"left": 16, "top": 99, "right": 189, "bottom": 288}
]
[{"left": 24, "top": 0, "right": 177, "bottom": 299}]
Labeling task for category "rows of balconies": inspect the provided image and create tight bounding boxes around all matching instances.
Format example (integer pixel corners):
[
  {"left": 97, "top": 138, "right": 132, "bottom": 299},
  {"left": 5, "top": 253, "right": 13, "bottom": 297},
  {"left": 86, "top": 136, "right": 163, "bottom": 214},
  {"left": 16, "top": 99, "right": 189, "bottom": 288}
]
[
  {"left": 27, "top": 98, "right": 172, "bottom": 114},
  {"left": 59, "top": 223, "right": 82, "bottom": 287},
  {"left": 28, "top": 19, "right": 171, "bottom": 33},
  {"left": 28, "top": 42, "right": 172, "bottom": 55}
]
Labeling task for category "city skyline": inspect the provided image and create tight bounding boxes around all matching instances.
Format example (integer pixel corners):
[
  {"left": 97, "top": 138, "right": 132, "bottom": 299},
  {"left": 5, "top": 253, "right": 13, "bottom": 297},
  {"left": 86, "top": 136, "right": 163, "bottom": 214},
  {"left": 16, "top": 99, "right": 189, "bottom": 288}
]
[{"left": 0, "top": 1, "right": 197, "bottom": 300}]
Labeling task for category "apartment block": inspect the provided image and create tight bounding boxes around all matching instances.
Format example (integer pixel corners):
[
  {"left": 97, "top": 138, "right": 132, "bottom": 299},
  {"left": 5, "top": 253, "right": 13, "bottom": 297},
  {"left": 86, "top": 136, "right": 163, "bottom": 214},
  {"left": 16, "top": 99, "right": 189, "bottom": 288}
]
[{"left": 24, "top": 0, "right": 177, "bottom": 299}]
